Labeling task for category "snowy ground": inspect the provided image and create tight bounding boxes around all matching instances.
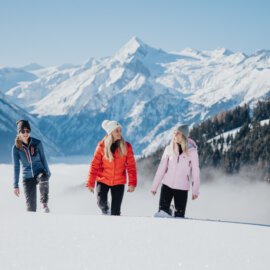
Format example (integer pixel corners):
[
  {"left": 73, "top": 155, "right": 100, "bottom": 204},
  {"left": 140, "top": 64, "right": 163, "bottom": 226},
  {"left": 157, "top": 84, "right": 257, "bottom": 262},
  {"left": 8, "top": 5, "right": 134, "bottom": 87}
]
[{"left": 1, "top": 164, "right": 270, "bottom": 270}]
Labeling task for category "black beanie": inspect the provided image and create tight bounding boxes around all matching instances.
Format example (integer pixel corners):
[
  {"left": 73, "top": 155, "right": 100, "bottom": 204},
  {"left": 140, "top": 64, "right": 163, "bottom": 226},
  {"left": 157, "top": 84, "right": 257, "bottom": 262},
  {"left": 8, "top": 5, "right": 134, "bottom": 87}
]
[{"left": 16, "top": 120, "right": 31, "bottom": 133}]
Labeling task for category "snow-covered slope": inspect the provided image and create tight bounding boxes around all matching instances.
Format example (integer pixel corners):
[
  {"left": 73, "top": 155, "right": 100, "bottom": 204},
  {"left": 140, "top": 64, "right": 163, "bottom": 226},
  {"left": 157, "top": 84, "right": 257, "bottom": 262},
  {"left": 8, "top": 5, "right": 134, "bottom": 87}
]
[
  {"left": 0, "top": 67, "right": 37, "bottom": 93},
  {"left": 2, "top": 37, "right": 270, "bottom": 156},
  {"left": 207, "top": 119, "right": 270, "bottom": 152},
  {"left": 0, "top": 164, "right": 269, "bottom": 270},
  {"left": 1, "top": 213, "right": 269, "bottom": 270},
  {"left": 0, "top": 93, "right": 61, "bottom": 162}
]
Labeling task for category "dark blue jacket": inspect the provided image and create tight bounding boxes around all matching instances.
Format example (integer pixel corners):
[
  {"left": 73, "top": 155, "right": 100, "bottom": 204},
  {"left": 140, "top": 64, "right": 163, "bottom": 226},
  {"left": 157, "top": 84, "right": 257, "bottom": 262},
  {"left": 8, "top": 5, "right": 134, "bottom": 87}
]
[{"left": 12, "top": 137, "right": 51, "bottom": 188}]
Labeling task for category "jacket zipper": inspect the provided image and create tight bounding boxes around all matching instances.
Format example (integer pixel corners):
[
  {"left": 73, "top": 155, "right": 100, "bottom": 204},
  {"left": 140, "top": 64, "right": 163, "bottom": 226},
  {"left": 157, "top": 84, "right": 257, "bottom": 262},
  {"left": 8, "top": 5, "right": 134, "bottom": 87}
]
[
  {"left": 113, "top": 152, "right": 116, "bottom": 185},
  {"left": 172, "top": 153, "right": 179, "bottom": 187},
  {"left": 174, "top": 154, "right": 188, "bottom": 186},
  {"left": 27, "top": 139, "right": 34, "bottom": 178}
]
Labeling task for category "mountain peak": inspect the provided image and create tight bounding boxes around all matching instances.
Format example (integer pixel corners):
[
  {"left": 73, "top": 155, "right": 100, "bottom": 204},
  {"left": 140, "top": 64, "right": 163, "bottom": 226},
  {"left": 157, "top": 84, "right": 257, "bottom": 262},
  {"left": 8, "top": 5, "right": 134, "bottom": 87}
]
[
  {"left": 254, "top": 49, "right": 270, "bottom": 55},
  {"left": 180, "top": 48, "right": 200, "bottom": 56},
  {"left": 82, "top": 57, "right": 99, "bottom": 69},
  {"left": 115, "top": 37, "right": 150, "bottom": 60},
  {"left": 127, "top": 36, "right": 146, "bottom": 47},
  {"left": 21, "top": 63, "right": 44, "bottom": 71},
  {"left": 213, "top": 47, "right": 234, "bottom": 56}
]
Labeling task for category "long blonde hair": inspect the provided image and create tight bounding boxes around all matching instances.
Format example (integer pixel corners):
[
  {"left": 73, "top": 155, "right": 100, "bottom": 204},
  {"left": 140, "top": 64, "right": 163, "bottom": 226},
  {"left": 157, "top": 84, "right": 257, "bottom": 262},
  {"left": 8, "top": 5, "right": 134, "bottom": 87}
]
[
  {"left": 171, "top": 135, "right": 189, "bottom": 156},
  {"left": 104, "top": 134, "right": 127, "bottom": 162}
]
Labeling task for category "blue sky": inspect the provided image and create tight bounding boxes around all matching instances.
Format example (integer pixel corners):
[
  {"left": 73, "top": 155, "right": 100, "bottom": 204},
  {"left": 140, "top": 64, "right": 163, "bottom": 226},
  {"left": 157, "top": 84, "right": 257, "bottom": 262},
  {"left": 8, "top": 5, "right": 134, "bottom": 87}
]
[{"left": 1, "top": 0, "right": 269, "bottom": 67}]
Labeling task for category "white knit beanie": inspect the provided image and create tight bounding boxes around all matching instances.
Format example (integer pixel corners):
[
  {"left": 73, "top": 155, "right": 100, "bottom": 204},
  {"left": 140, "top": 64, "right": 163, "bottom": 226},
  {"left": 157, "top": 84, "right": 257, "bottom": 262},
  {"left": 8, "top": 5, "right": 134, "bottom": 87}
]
[{"left": 102, "top": 120, "right": 122, "bottom": 134}]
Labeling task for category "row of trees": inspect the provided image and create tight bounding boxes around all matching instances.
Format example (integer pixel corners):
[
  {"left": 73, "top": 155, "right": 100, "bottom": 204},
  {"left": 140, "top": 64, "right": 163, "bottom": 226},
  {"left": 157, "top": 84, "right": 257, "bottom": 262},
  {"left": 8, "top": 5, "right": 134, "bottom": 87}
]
[
  {"left": 138, "top": 98, "right": 270, "bottom": 182},
  {"left": 253, "top": 99, "right": 270, "bottom": 121},
  {"left": 197, "top": 119, "right": 270, "bottom": 181},
  {"left": 190, "top": 104, "right": 250, "bottom": 140}
]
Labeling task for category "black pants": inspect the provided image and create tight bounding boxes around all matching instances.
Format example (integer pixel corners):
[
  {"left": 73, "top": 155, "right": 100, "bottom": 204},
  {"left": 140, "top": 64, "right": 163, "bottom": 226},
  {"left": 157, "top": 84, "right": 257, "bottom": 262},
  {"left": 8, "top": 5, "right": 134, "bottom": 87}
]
[
  {"left": 96, "top": 182, "right": 125, "bottom": 216},
  {"left": 23, "top": 173, "right": 49, "bottom": 212},
  {"left": 159, "top": 184, "right": 188, "bottom": 218}
]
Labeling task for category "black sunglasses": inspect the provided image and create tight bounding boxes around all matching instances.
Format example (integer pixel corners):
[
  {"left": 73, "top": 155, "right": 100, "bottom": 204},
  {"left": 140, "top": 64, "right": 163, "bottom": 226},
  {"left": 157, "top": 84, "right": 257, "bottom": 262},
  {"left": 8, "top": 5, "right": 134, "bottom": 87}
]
[{"left": 20, "top": 129, "right": 30, "bottom": 134}]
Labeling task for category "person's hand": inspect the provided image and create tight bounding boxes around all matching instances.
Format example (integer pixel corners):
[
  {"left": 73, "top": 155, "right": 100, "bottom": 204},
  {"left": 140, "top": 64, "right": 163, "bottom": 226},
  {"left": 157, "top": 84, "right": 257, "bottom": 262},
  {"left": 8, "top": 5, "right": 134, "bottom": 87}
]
[
  {"left": 14, "top": 188, "right": 20, "bottom": 197},
  {"left": 88, "top": 187, "right": 94, "bottom": 193},
  {"left": 127, "top": 185, "right": 135, "bottom": 192},
  {"left": 192, "top": 194, "right": 198, "bottom": 200},
  {"left": 151, "top": 191, "right": 156, "bottom": 196}
]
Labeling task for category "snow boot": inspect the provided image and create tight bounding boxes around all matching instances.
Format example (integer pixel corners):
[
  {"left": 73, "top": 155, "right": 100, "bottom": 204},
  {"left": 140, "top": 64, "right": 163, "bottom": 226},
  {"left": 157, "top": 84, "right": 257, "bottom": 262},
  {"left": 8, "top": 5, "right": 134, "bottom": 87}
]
[
  {"left": 102, "top": 208, "right": 111, "bottom": 215},
  {"left": 154, "top": 210, "right": 173, "bottom": 218},
  {"left": 42, "top": 203, "right": 50, "bottom": 213}
]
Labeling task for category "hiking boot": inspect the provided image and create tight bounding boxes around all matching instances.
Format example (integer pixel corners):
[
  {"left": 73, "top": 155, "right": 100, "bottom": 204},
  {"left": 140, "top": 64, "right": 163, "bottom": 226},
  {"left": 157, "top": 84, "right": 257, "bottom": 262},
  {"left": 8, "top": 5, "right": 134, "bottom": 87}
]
[
  {"left": 154, "top": 210, "right": 173, "bottom": 218},
  {"left": 42, "top": 203, "right": 50, "bottom": 213},
  {"left": 102, "top": 208, "right": 111, "bottom": 215}
]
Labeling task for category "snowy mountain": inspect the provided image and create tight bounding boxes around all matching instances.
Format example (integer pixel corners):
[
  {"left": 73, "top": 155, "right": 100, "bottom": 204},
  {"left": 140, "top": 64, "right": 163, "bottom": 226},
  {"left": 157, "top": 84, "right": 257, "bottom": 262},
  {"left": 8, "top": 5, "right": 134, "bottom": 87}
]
[
  {"left": 1, "top": 37, "right": 270, "bottom": 158},
  {"left": 0, "top": 93, "right": 61, "bottom": 162},
  {"left": 20, "top": 63, "right": 44, "bottom": 72},
  {"left": 206, "top": 119, "right": 270, "bottom": 152},
  {"left": 0, "top": 67, "right": 37, "bottom": 93}
]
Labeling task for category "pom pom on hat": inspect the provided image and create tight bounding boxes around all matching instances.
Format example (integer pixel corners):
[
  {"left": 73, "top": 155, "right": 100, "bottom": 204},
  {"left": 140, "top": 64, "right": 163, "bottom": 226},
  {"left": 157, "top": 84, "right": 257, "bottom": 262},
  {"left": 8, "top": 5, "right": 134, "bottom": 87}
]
[{"left": 102, "top": 120, "right": 122, "bottom": 134}]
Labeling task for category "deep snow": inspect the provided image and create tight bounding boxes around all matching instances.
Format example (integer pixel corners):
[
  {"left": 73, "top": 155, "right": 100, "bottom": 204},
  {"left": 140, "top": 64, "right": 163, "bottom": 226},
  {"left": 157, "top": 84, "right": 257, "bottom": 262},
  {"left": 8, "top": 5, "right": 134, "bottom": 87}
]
[{"left": 0, "top": 164, "right": 269, "bottom": 270}]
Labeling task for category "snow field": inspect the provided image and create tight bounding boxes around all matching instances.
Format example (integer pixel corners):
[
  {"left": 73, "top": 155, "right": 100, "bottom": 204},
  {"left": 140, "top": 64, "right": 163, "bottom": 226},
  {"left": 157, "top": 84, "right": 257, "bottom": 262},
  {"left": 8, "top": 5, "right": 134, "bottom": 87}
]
[{"left": 0, "top": 164, "right": 270, "bottom": 270}]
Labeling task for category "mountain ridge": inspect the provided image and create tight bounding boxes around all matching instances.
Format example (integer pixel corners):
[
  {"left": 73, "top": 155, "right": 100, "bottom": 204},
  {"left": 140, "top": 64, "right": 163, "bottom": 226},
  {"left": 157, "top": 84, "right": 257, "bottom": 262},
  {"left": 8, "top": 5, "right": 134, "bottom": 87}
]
[{"left": 1, "top": 37, "right": 270, "bottom": 159}]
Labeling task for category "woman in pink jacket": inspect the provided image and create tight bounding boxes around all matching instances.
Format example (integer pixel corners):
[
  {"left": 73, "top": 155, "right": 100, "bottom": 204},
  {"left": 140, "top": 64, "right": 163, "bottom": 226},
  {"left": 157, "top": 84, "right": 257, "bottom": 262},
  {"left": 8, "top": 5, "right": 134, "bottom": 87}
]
[{"left": 151, "top": 124, "right": 200, "bottom": 218}]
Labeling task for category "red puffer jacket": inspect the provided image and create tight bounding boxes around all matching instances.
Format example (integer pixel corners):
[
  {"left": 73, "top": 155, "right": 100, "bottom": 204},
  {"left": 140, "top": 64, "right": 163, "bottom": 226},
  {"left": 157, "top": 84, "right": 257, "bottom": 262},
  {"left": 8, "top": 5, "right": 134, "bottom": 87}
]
[{"left": 86, "top": 137, "right": 137, "bottom": 188}]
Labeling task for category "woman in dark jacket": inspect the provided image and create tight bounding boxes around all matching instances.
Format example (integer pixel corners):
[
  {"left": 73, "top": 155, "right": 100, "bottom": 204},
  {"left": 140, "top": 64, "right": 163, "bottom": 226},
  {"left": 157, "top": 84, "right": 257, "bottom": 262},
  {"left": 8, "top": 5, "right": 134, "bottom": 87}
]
[{"left": 12, "top": 120, "right": 51, "bottom": 212}]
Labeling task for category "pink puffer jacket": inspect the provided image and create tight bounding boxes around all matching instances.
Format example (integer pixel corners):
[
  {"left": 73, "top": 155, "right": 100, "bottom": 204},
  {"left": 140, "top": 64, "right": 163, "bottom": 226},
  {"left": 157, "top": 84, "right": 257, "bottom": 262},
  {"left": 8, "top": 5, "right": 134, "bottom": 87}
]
[{"left": 151, "top": 138, "right": 200, "bottom": 196}]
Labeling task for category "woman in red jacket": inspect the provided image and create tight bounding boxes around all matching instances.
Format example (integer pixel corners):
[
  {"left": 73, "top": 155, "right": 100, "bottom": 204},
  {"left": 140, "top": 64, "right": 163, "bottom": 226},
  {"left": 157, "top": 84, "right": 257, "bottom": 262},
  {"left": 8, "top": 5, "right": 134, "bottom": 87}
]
[{"left": 86, "top": 120, "right": 137, "bottom": 215}]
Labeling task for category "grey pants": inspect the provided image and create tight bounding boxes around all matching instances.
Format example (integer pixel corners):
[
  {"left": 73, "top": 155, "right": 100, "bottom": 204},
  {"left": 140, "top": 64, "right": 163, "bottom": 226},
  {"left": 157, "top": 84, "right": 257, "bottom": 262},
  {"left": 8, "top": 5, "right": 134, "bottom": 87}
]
[{"left": 23, "top": 173, "right": 49, "bottom": 212}]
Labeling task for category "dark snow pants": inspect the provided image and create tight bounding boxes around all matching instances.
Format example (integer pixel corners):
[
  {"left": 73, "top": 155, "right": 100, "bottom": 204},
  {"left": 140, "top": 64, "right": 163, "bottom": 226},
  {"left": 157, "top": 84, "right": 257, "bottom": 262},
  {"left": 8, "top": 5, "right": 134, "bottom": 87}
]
[
  {"left": 96, "top": 182, "right": 125, "bottom": 216},
  {"left": 23, "top": 172, "right": 49, "bottom": 212},
  {"left": 159, "top": 184, "right": 188, "bottom": 218}
]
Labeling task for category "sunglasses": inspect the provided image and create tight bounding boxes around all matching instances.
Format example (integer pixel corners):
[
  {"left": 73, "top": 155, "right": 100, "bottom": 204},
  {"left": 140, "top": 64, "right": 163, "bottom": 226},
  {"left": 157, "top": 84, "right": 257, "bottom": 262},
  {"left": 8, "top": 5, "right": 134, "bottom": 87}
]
[{"left": 20, "top": 129, "right": 30, "bottom": 134}]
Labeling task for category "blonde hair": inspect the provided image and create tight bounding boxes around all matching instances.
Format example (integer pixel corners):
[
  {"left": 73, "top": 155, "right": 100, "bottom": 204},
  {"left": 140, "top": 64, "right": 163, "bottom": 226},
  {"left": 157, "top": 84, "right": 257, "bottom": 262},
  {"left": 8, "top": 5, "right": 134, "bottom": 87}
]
[
  {"left": 104, "top": 134, "right": 127, "bottom": 162},
  {"left": 171, "top": 135, "right": 189, "bottom": 156}
]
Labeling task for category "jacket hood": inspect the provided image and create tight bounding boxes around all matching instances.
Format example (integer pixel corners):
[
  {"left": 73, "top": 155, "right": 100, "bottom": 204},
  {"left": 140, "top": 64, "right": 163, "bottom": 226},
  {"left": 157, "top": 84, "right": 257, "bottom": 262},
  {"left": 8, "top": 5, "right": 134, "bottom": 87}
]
[{"left": 187, "top": 138, "right": 198, "bottom": 150}]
